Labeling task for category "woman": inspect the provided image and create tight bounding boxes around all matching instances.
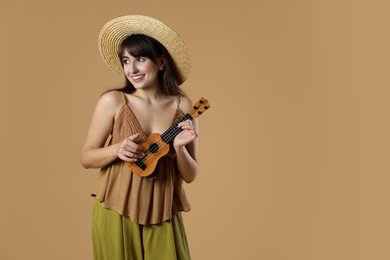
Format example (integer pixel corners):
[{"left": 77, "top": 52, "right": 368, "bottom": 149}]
[{"left": 81, "top": 15, "right": 198, "bottom": 260}]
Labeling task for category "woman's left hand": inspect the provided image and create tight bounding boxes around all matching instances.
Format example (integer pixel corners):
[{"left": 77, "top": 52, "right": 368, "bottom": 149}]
[{"left": 173, "top": 119, "right": 198, "bottom": 148}]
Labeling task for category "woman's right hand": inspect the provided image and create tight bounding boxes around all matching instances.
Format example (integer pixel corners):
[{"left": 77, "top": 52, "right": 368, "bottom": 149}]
[{"left": 117, "top": 133, "right": 146, "bottom": 162}]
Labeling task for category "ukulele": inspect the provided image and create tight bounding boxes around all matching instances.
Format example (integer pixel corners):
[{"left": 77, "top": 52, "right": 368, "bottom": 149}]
[{"left": 128, "top": 97, "right": 210, "bottom": 177}]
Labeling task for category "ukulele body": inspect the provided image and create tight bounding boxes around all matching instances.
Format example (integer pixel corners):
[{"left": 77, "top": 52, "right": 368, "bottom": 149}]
[{"left": 128, "top": 133, "right": 170, "bottom": 177}]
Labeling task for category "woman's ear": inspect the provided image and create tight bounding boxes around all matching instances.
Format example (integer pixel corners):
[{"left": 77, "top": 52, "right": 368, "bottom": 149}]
[{"left": 158, "top": 55, "right": 166, "bottom": 70}]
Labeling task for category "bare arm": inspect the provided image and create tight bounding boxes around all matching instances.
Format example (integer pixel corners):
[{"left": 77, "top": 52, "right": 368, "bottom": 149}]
[
  {"left": 80, "top": 91, "right": 123, "bottom": 169},
  {"left": 173, "top": 97, "right": 199, "bottom": 183},
  {"left": 81, "top": 91, "right": 145, "bottom": 169}
]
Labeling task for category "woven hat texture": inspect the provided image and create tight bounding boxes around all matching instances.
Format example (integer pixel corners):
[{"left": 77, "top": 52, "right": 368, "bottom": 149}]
[{"left": 98, "top": 15, "right": 191, "bottom": 84}]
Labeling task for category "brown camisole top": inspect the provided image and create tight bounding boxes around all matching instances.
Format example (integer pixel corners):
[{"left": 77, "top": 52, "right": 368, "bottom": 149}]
[{"left": 92, "top": 92, "right": 191, "bottom": 225}]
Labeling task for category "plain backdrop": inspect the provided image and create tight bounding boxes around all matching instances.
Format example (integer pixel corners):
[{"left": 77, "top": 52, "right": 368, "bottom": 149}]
[{"left": 1, "top": 0, "right": 390, "bottom": 259}]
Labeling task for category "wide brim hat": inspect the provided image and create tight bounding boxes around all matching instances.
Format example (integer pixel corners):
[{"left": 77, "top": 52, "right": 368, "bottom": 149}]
[{"left": 98, "top": 15, "right": 191, "bottom": 85}]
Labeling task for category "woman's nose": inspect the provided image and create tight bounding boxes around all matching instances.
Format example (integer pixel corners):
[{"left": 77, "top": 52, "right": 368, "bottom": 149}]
[{"left": 129, "top": 63, "right": 138, "bottom": 73}]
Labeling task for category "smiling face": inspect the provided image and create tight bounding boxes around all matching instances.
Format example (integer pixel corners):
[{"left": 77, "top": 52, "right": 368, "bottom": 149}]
[
  {"left": 117, "top": 34, "right": 184, "bottom": 96},
  {"left": 122, "top": 50, "right": 165, "bottom": 90}
]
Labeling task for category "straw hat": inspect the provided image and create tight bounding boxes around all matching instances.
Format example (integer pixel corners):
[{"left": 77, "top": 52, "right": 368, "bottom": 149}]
[{"left": 98, "top": 15, "right": 191, "bottom": 84}]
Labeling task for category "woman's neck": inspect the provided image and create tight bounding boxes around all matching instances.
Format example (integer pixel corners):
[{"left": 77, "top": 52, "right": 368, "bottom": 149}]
[{"left": 133, "top": 87, "right": 166, "bottom": 104}]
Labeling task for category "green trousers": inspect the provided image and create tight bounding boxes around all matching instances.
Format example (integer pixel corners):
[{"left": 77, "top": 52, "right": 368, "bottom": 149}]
[{"left": 92, "top": 200, "right": 191, "bottom": 260}]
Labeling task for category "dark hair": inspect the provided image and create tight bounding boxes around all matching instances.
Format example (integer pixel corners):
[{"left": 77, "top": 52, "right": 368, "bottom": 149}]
[{"left": 112, "top": 34, "right": 185, "bottom": 96}]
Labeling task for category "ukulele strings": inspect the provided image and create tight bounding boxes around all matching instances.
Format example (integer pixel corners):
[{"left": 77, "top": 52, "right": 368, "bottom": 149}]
[
  {"left": 133, "top": 116, "right": 190, "bottom": 169},
  {"left": 130, "top": 100, "right": 209, "bottom": 174},
  {"left": 142, "top": 103, "right": 209, "bottom": 160},
  {"left": 130, "top": 111, "right": 200, "bottom": 173}
]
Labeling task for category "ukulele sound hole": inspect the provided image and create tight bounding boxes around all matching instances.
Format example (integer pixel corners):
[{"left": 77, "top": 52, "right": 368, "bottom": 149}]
[{"left": 148, "top": 143, "right": 159, "bottom": 154}]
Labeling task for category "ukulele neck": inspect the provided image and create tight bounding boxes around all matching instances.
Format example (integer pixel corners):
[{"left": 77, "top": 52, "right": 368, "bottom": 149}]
[{"left": 161, "top": 113, "right": 193, "bottom": 143}]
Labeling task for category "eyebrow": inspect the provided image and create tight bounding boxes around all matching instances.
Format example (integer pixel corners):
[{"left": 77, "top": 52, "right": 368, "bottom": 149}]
[{"left": 122, "top": 54, "right": 142, "bottom": 59}]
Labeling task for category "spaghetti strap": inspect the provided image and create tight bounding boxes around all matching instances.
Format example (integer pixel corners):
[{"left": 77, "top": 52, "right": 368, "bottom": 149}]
[
  {"left": 177, "top": 96, "right": 181, "bottom": 110},
  {"left": 121, "top": 91, "right": 127, "bottom": 105}
]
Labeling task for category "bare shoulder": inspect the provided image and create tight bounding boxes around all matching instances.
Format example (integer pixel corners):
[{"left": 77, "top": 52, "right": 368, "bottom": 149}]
[
  {"left": 96, "top": 90, "right": 124, "bottom": 112},
  {"left": 178, "top": 96, "right": 193, "bottom": 113}
]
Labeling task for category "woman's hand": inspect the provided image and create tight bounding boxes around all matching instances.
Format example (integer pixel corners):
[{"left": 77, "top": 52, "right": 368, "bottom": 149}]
[
  {"left": 117, "top": 133, "right": 146, "bottom": 162},
  {"left": 173, "top": 120, "right": 198, "bottom": 149}
]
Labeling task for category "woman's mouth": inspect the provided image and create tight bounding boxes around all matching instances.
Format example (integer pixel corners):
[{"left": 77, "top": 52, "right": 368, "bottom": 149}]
[{"left": 131, "top": 75, "right": 144, "bottom": 82}]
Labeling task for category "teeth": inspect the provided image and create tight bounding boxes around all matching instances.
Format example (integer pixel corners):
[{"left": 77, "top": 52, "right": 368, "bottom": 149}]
[{"left": 132, "top": 75, "right": 143, "bottom": 80}]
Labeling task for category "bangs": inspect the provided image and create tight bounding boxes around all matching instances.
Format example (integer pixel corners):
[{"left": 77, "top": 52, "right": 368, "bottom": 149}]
[{"left": 119, "top": 34, "right": 163, "bottom": 61}]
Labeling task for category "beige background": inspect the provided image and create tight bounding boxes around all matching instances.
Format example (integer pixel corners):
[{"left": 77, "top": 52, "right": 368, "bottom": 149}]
[{"left": 1, "top": 0, "right": 390, "bottom": 259}]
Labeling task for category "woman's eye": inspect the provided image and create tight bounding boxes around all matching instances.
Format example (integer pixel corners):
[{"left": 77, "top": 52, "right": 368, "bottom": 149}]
[
  {"left": 122, "top": 59, "right": 129, "bottom": 64},
  {"left": 137, "top": 57, "right": 146, "bottom": 62}
]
